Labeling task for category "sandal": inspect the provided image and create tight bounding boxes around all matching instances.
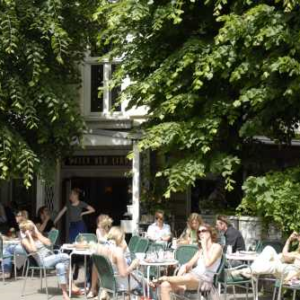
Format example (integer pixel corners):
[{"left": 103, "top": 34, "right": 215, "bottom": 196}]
[
  {"left": 87, "top": 291, "right": 97, "bottom": 299},
  {"left": 72, "top": 289, "right": 84, "bottom": 296}
]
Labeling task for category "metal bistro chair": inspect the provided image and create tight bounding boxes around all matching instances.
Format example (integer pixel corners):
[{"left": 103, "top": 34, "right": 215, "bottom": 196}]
[
  {"left": 218, "top": 260, "right": 257, "bottom": 300},
  {"left": 128, "top": 235, "right": 141, "bottom": 253},
  {"left": 272, "top": 265, "right": 300, "bottom": 300},
  {"left": 256, "top": 240, "right": 284, "bottom": 254},
  {"left": 92, "top": 253, "right": 134, "bottom": 300},
  {"left": 133, "top": 237, "right": 150, "bottom": 254},
  {"left": 21, "top": 251, "right": 56, "bottom": 299},
  {"left": 174, "top": 244, "right": 199, "bottom": 270},
  {"left": 0, "top": 234, "right": 15, "bottom": 283},
  {"left": 47, "top": 229, "right": 59, "bottom": 251}
]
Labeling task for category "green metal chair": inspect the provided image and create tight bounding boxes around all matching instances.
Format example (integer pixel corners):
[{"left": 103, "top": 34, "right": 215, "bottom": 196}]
[
  {"left": 92, "top": 253, "right": 130, "bottom": 299},
  {"left": 47, "top": 229, "right": 59, "bottom": 251},
  {"left": 174, "top": 244, "right": 199, "bottom": 267},
  {"left": 256, "top": 240, "right": 284, "bottom": 254},
  {"left": 272, "top": 265, "right": 300, "bottom": 300},
  {"left": 0, "top": 235, "right": 15, "bottom": 283},
  {"left": 128, "top": 235, "right": 140, "bottom": 253},
  {"left": 218, "top": 260, "right": 257, "bottom": 300},
  {"left": 133, "top": 237, "right": 150, "bottom": 253},
  {"left": 75, "top": 233, "right": 97, "bottom": 243},
  {"left": 21, "top": 251, "right": 56, "bottom": 299}
]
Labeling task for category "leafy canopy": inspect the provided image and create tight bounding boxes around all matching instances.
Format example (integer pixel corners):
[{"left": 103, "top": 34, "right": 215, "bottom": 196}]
[
  {"left": 0, "top": 0, "right": 98, "bottom": 187},
  {"left": 95, "top": 0, "right": 300, "bottom": 198}
]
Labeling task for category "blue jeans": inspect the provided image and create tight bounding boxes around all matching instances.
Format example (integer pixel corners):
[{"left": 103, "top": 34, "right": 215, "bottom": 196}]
[
  {"left": 69, "top": 220, "right": 87, "bottom": 243},
  {"left": 42, "top": 253, "right": 70, "bottom": 284},
  {"left": 3, "top": 244, "right": 26, "bottom": 273}
]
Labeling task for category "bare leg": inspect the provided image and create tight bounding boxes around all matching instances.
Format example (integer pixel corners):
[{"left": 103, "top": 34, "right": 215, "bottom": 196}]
[
  {"left": 61, "top": 283, "right": 70, "bottom": 300},
  {"left": 160, "top": 274, "right": 199, "bottom": 300},
  {"left": 88, "top": 266, "right": 98, "bottom": 296}
]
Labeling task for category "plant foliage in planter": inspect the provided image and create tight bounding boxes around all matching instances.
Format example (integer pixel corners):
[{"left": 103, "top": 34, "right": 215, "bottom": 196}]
[{"left": 237, "top": 166, "right": 300, "bottom": 233}]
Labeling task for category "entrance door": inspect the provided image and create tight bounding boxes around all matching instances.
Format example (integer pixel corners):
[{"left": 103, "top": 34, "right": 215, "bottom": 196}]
[{"left": 66, "top": 177, "right": 130, "bottom": 234}]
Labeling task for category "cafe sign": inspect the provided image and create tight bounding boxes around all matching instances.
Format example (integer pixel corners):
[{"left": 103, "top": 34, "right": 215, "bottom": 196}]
[{"left": 63, "top": 155, "right": 131, "bottom": 167}]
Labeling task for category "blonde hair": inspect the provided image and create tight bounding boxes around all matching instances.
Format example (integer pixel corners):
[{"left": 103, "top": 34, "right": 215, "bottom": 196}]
[
  {"left": 19, "top": 220, "right": 35, "bottom": 232},
  {"left": 107, "top": 226, "right": 125, "bottom": 246},
  {"left": 17, "top": 210, "right": 29, "bottom": 220},
  {"left": 97, "top": 214, "right": 113, "bottom": 232},
  {"left": 187, "top": 213, "right": 203, "bottom": 228}
]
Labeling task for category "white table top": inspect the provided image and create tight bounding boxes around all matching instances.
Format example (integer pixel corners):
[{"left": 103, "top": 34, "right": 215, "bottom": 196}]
[
  {"left": 4, "top": 238, "right": 20, "bottom": 245},
  {"left": 60, "top": 243, "right": 94, "bottom": 255},
  {"left": 139, "top": 259, "right": 178, "bottom": 266},
  {"left": 226, "top": 252, "right": 258, "bottom": 261}
]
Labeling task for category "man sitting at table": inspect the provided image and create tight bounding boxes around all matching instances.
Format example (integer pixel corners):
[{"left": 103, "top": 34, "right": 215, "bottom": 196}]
[
  {"left": 231, "top": 231, "right": 300, "bottom": 283},
  {"left": 146, "top": 210, "right": 172, "bottom": 244},
  {"left": 216, "top": 215, "right": 246, "bottom": 253}
]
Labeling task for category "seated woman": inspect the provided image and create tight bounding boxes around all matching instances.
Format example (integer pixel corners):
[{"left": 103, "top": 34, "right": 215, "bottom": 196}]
[
  {"left": 231, "top": 231, "right": 300, "bottom": 282},
  {"left": 2, "top": 210, "right": 30, "bottom": 278},
  {"left": 146, "top": 210, "right": 172, "bottom": 243},
  {"left": 177, "top": 213, "right": 203, "bottom": 245},
  {"left": 96, "top": 214, "right": 113, "bottom": 243},
  {"left": 88, "top": 226, "right": 141, "bottom": 298},
  {"left": 20, "top": 220, "right": 80, "bottom": 300},
  {"left": 157, "top": 223, "right": 222, "bottom": 300},
  {"left": 35, "top": 206, "right": 55, "bottom": 234}
]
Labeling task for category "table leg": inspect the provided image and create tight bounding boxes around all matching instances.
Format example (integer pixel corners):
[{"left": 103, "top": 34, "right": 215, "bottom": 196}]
[
  {"left": 147, "top": 266, "right": 151, "bottom": 298},
  {"left": 69, "top": 253, "right": 73, "bottom": 298},
  {"left": 84, "top": 255, "right": 87, "bottom": 297}
]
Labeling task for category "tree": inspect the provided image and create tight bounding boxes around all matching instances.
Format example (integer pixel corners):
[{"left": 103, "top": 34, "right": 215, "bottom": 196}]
[
  {"left": 95, "top": 0, "right": 300, "bottom": 198},
  {"left": 0, "top": 0, "right": 98, "bottom": 187}
]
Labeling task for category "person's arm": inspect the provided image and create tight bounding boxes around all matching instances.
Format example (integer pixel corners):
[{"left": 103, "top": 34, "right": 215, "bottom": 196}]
[
  {"left": 201, "top": 238, "right": 223, "bottom": 267},
  {"left": 282, "top": 232, "right": 298, "bottom": 262},
  {"left": 178, "top": 250, "right": 201, "bottom": 275},
  {"left": 22, "top": 234, "right": 37, "bottom": 253},
  {"left": 37, "top": 216, "right": 50, "bottom": 233},
  {"left": 53, "top": 206, "right": 67, "bottom": 225},
  {"left": 161, "top": 224, "right": 172, "bottom": 242},
  {"left": 146, "top": 224, "right": 155, "bottom": 241},
  {"left": 81, "top": 204, "right": 95, "bottom": 217},
  {"left": 115, "top": 248, "right": 139, "bottom": 277},
  {"left": 35, "top": 227, "right": 52, "bottom": 247}
]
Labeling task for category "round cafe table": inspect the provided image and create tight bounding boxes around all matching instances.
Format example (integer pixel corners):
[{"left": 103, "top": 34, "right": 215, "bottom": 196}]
[
  {"left": 226, "top": 251, "right": 258, "bottom": 263},
  {"left": 139, "top": 259, "right": 178, "bottom": 298},
  {"left": 61, "top": 244, "right": 94, "bottom": 298}
]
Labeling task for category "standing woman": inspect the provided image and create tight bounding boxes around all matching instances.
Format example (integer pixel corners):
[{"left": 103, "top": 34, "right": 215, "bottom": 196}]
[{"left": 54, "top": 188, "right": 95, "bottom": 242}]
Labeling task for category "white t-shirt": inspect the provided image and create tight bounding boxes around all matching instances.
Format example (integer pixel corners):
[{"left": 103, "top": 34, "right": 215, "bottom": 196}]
[{"left": 146, "top": 222, "right": 171, "bottom": 242}]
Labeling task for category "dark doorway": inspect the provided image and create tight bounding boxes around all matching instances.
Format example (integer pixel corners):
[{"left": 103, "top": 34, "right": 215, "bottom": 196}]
[{"left": 62, "top": 177, "right": 131, "bottom": 234}]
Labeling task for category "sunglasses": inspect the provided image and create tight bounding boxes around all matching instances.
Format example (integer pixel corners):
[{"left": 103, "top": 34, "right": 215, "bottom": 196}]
[
  {"left": 155, "top": 216, "right": 163, "bottom": 220},
  {"left": 198, "top": 229, "right": 209, "bottom": 234}
]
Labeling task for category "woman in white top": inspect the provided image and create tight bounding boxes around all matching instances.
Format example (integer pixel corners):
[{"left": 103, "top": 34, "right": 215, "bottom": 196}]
[
  {"left": 96, "top": 214, "right": 113, "bottom": 243},
  {"left": 158, "top": 223, "right": 223, "bottom": 300}
]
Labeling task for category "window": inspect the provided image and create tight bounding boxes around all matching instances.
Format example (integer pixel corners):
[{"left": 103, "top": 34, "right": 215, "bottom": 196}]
[
  {"left": 91, "top": 65, "right": 104, "bottom": 112},
  {"left": 84, "top": 61, "right": 122, "bottom": 116}
]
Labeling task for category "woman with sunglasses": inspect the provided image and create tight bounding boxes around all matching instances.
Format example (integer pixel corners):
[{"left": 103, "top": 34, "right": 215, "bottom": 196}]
[
  {"left": 146, "top": 210, "right": 171, "bottom": 243},
  {"left": 156, "top": 224, "right": 222, "bottom": 300}
]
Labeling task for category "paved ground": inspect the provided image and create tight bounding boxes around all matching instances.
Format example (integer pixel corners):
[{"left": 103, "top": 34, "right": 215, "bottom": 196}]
[{"left": 0, "top": 268, "right": 276, "bottom": 300}]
